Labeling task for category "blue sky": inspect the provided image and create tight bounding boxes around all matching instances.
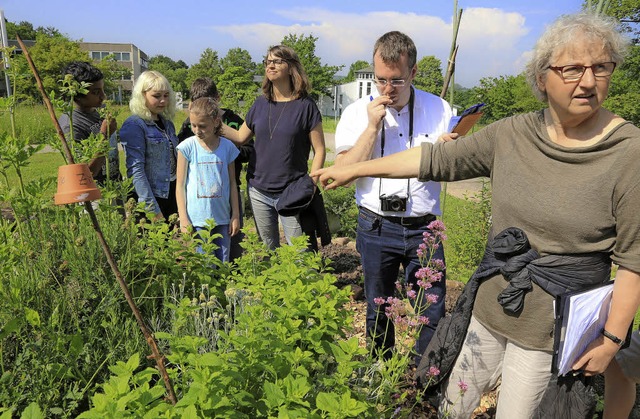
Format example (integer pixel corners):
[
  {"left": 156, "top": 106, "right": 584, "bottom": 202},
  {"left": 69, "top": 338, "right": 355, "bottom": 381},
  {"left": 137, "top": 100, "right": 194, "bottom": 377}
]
[{"left": 2, "top": 0, "right": 586, "bottom": 87}]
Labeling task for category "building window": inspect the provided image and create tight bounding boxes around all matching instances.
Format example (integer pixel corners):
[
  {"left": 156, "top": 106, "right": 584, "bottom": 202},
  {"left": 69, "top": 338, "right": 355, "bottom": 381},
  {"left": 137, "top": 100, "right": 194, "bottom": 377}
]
[
  {"left": 90, "top": 51, "right": 132, "bottom": 62},
  {"left": 358, "top": 82, "right": 363, "bottom": 98},
  {"left": 366, "top": 82, "right": 372, "bottom": 96},
  {"left": 339, "top": 94, "right": 343, "bottom": 105}
]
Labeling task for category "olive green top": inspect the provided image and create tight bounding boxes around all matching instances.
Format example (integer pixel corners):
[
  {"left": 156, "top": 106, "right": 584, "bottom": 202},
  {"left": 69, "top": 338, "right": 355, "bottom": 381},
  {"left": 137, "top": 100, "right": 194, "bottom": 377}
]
[{"left": 419, "top": 111, "right": 640, "bottom": 350}]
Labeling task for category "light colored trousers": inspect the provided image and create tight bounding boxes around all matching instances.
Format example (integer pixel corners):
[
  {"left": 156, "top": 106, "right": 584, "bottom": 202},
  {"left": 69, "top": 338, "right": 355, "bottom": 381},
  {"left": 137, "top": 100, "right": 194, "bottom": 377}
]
[
  {"left": 248, "top": 185, "right": 302, "bottom": 250},
  {"left": 439, "top": 315, "right": 553, "bottom": 419}
]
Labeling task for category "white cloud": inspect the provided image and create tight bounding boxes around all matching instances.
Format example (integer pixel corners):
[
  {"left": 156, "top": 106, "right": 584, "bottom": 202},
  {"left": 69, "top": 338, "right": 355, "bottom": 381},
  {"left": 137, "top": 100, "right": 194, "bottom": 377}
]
[{"left": 211, "top": 7, "right": 532, "bottom": 87}]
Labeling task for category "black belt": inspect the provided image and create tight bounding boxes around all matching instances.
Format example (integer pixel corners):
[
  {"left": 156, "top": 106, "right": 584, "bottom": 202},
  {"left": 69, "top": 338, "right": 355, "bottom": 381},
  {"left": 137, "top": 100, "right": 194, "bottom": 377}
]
[{"left": 360, "top": 206, "right": 436, "bottom": 227}]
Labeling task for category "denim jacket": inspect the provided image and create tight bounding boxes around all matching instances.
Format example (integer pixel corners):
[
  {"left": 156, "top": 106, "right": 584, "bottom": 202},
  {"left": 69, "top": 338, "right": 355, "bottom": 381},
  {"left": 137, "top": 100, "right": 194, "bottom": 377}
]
[{"left": 120, "top": 115, "right": 178, "bottom": 214}]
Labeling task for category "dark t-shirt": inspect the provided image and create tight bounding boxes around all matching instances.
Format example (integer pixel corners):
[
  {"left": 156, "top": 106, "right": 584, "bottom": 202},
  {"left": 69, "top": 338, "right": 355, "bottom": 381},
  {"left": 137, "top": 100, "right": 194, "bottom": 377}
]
[
  {"left": 245, "top": 96, "right": 321, "bottom": 193},
  {"left": 58, "top": 109, "right": 121, "bottom": 184},
  {"left": 177, "top": 108, "right": 253, "bottom": 186}
]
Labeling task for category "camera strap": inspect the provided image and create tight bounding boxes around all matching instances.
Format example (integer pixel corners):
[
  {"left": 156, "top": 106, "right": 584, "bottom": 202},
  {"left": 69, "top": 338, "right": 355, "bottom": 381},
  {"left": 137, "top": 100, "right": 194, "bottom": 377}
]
[{"left": 379, "top": 87, "right": 414, "bottom": 202}]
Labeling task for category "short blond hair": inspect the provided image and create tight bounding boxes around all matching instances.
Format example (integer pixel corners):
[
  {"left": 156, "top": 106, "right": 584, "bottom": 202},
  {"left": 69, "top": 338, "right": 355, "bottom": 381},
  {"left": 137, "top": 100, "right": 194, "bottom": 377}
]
[{"left": 129, "top": 70, "right": 176, "bottom": 120}]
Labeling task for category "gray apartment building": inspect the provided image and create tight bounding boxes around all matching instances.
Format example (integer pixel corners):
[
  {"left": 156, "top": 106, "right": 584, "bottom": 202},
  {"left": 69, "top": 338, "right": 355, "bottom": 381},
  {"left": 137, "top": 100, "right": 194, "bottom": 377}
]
[{"left": 1, "top": 40, "right": 148, "bottom": 100}]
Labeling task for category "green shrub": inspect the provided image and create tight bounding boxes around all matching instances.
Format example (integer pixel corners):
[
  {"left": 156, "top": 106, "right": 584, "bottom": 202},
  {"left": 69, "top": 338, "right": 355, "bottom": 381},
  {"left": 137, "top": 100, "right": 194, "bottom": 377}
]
[
  {"left": 441, "top": 180, "right": 492, "bottom": 283},
  {"left": 321, "top": 184, "right": 358, "bottom": 238}
]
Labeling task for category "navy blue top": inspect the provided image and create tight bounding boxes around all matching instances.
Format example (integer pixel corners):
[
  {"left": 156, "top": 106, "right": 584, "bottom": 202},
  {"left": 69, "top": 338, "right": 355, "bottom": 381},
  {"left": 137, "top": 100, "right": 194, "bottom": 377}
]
[{"left": 245, "top": 96, "right": 321, "bottom": 193}]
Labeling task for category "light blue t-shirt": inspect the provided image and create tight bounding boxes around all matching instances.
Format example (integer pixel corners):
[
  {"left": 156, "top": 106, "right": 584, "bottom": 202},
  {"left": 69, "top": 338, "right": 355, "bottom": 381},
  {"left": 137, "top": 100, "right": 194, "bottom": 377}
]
[{"left": 177, "top": 136, "right": 239, "bottom": 227}]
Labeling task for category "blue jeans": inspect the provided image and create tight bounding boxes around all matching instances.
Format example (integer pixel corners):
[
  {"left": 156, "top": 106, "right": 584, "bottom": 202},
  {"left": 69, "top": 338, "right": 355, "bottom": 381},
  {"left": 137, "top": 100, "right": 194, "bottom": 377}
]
[
  {"left": 356, "top": 207, "right": 446, "bottom": 364},
  {"left": 248, "top": 185, "right": 302, "bottom": 250},
  {"left": 195, "top": 225, "right": 230, "bottom": 263}
]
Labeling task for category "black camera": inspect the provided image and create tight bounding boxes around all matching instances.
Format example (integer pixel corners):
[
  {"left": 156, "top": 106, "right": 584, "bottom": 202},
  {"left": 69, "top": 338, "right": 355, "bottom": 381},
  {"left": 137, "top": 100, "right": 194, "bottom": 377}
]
[{"left": 380, "top": 194, "right": 407, "bottom": 212}]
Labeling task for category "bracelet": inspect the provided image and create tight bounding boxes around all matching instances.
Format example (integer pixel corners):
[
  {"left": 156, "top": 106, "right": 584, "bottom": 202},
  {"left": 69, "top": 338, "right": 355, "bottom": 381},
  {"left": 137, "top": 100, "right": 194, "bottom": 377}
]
[{"left": 602, "top": 328, "right": 625, "bottom": 347}]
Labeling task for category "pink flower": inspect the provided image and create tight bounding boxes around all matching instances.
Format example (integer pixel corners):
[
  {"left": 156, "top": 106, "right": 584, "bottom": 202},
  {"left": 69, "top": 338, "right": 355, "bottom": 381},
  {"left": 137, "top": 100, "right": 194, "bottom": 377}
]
[
  {"left": 417, "top": 279, "right": 433, "bottom": 290},
  {"left": 395, "top": 281, "right": 402, "bottom": 291},
  {"left": 407, "top": 289, "right": 417, "bottom": 300},
  {"left": 417, "top": 316, "right": 429, "bottom": 325},
  {"left": 426, "top": 294, "right": 439, "bottom": 304},
  {"left": 374, "top": 297, "right": 386, "bottom": 306},
  {"left": 427, "top": 219, "right": 446, "bottom": 233},
  {"left": 428, "top": 366, "right": 440, "bottom": 377},
  {"left": 458, "top": 379, "right": 469, "bottom": 394},
  {"left": 431, "top": 259, "right": 446, "bottom": 271}
]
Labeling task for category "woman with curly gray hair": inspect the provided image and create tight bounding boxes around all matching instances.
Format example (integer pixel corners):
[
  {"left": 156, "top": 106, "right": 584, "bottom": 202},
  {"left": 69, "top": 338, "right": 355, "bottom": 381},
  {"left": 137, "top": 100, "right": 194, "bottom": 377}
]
[{"left": 313, "top": 12, "right": 639, "bottom": 418}]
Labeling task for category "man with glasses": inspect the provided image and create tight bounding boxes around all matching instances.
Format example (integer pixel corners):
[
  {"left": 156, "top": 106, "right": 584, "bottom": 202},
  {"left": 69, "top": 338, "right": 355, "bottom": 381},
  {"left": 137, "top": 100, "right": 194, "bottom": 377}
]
[{"left": 333, "top": 31, "right": 453, "bottom": 365}]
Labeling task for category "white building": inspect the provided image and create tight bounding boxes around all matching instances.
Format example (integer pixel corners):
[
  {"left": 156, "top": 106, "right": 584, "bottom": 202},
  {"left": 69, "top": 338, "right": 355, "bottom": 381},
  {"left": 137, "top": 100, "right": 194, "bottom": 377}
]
[{"left": 318, "top": 66, "right": 375, "bottom": 118}]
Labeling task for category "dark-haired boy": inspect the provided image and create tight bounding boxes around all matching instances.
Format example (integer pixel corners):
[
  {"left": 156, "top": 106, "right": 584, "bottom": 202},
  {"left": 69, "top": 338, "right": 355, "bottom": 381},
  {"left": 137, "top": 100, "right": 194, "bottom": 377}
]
[
  {"left": 58, "top": 61, "right": 121, "bottom": 184},
  {"left": 178, "top": 77, "right": 254, "bottom": 261}
]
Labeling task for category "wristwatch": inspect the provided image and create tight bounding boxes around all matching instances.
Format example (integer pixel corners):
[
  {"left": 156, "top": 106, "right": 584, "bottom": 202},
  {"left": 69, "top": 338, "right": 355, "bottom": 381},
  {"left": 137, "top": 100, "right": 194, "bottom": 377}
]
[{"left": 602, "top": 328, "right": 625, "bottom": 347}]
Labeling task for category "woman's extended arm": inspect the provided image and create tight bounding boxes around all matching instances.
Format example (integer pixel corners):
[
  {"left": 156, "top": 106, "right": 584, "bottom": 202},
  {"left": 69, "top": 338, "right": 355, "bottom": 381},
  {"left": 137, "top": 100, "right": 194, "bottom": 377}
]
[
  {"left": 221, "top": 122, "right": 254, "bottom": 146},
  {"left": 311, "top": 146, "right": 423, "bottom": 190}
]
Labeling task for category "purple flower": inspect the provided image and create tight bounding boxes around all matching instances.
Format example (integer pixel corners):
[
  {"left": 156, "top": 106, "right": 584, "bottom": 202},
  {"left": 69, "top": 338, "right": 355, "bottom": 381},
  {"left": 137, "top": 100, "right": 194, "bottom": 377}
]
[{"left": 407, "top": 289, "right": 417, "bottom": 299}]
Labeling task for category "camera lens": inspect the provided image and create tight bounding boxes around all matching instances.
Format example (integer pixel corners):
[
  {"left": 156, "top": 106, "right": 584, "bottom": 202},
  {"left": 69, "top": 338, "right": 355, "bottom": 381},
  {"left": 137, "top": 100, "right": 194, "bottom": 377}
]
[{"left": 391, "top": 199, "right": 402, "bottom": 211}]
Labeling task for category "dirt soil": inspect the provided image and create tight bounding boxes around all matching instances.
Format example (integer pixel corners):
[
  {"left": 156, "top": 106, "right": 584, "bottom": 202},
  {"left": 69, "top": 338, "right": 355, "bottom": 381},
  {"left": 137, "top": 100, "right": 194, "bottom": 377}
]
[{"left": 320, "top": 238, "right": 497, "bottom": 418}]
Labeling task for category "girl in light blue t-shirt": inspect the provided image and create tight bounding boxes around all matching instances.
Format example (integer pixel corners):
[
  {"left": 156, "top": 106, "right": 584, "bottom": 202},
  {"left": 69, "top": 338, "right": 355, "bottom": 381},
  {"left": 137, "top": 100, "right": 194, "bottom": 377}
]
[{"left": 176, "top": 97, "right": 239, "bottom": 262}]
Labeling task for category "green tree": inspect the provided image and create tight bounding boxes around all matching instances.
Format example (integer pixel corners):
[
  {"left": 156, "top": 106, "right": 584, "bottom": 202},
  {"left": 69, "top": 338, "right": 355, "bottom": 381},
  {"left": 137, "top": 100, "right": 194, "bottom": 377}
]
[
  {"left": 221, "top": 47, "right": 258, "bottom": 76},
  {"left": 452, "top": 85, "right": 483, "bottom": 112},
  {"left": 583, "top": 0, "right": 640, "bottom": 123},
  {"left": 605, "top": 44, "right": 640, "bottom": 124},
  {"left": 6, "top": 21, "right": 60, "bottom": 40},
  {"left": 217, "top": 66, "right": 259, "bottom": 116},
  {"left": 343, "top": 60, "right": 370, "bottom": 83},
  {"left": 187, "top": 48, "right": 223, "bottom": 92},
  {"left": 13, "top": 33, "right": 88, "bottom": 101},
  {"left": 217, "top": 48, "right": 259, "bottom": 115},
  {"left": 149, "top": 54, "right": 187, "bottom": 71},
  {"left": 583, "top": 0, "right": 640, "bottom": 38},
  {"left": 148, "top": 55, "right": 189, "bottom": 96},
  {"left": 413, "top": 56, "right": 444, "bottom": 96},
  {"left": 281, "top": 33, "right": 343, "bottom": 100},
  {"left": 475, "top": 73, "right": 544, "bottom": 123}
]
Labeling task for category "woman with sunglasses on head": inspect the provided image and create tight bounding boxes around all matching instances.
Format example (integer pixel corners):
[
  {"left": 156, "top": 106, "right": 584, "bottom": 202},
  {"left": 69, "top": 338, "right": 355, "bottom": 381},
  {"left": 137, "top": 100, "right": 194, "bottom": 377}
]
[
  {"left": 222, "top": 45, "right": 325, "bottom": 250},
  {"left": 313, "top": 12, "right": 640, "bottom": 418}
]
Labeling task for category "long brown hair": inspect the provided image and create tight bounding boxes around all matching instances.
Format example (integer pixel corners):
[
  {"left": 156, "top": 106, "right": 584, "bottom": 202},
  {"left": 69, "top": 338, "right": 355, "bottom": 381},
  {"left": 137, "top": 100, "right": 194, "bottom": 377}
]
[{"left": 261, "top": 45, "right": 311, "bottom": 101}]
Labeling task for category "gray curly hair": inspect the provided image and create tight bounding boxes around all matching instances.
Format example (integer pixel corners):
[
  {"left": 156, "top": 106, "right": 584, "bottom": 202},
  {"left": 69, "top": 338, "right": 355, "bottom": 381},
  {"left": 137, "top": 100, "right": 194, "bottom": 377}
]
[{"left": 525, "top": 12, "right": 629, "bottom": 101}]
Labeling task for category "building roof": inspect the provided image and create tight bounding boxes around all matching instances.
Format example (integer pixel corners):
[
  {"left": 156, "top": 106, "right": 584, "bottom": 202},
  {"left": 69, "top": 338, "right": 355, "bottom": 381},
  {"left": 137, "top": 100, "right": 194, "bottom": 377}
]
[{"left": 355, "top": 65, "right": 374, "bottom": 74}]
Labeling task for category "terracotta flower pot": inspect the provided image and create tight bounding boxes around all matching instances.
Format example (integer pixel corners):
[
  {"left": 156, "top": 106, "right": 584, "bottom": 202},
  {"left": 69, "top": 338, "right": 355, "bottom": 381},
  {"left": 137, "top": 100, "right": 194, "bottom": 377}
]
[{"left": 54, "top": 163, "right": 102, "bottom": 205}]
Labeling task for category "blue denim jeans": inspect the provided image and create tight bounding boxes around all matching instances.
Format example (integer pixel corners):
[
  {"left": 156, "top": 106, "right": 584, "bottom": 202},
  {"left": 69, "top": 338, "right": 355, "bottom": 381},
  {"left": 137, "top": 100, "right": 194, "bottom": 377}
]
[
  {"left": 356, "top": 207, "right": 446, "bottom": 364},
  {"left": 195, "top": 225, "right": 230, "bottom": 263},
  {"left": 248, "top": 185, "right": 303, "bottom": 250}
]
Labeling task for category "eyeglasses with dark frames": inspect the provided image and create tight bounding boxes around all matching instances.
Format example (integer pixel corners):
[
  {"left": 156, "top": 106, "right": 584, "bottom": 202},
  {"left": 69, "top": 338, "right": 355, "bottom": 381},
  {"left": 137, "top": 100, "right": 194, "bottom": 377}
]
[
  {"left": 547, "top": 62, "right": 616, "bottom": 81},
  {"left": 263, "top": 58, "right": 287, "bottom": 66}
]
